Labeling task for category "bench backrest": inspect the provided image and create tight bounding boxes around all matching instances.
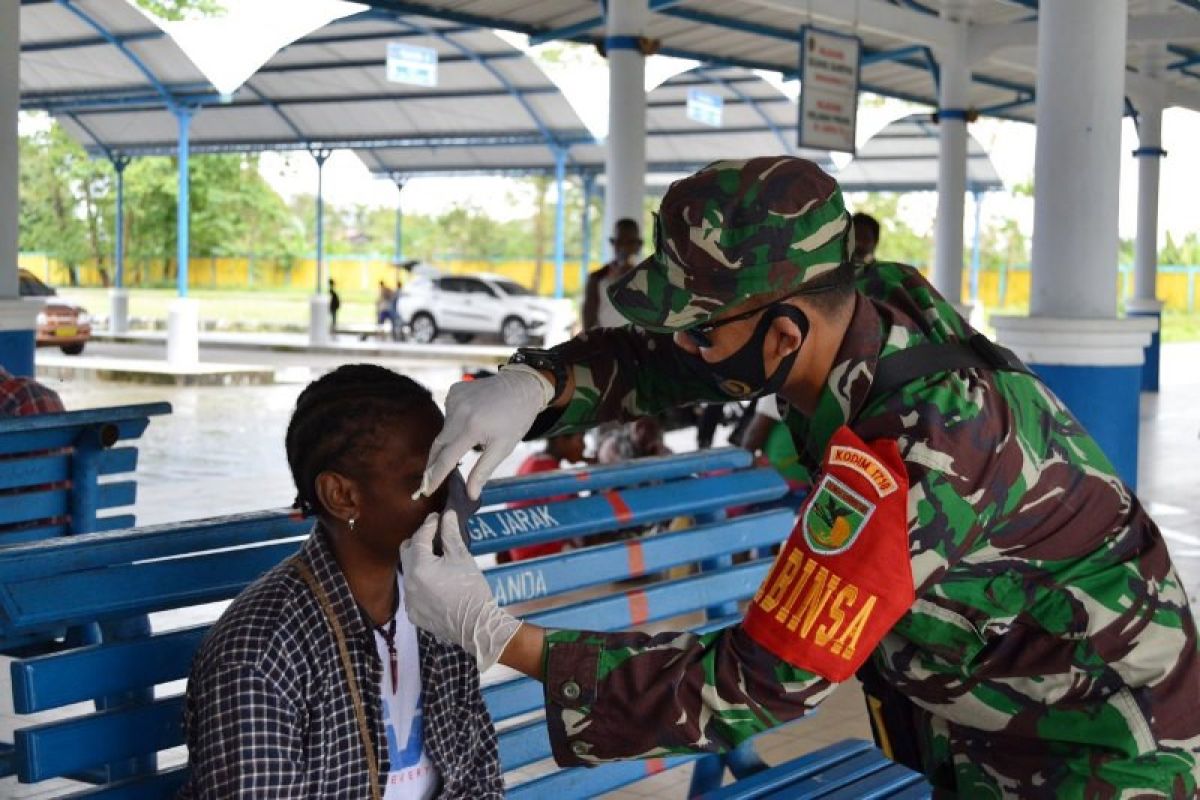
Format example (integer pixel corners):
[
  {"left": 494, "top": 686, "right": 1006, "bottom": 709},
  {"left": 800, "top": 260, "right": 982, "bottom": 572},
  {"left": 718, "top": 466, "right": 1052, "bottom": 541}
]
[
  {"left": 0, "top": 403, "right": 170, "bottom": 545},
  {"left": 0, "top": 448, "right": 794, "bottom": 797}
]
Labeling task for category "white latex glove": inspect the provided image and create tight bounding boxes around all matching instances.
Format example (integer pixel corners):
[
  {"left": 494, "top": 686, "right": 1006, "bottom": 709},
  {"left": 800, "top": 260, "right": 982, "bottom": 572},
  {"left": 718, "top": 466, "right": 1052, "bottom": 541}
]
[
  {"left": 416, "top": 365, "right": 553, "bottom": 500},
  {"left": 400, "top": 509, "right": 522, "bottom": 672}
]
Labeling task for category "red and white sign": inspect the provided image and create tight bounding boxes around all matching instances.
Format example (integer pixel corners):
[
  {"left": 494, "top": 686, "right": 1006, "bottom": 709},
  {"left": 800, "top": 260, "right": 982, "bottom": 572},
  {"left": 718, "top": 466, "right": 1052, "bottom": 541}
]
[{"left": 798, "top": 28, "right": 861, "bottom": 154}]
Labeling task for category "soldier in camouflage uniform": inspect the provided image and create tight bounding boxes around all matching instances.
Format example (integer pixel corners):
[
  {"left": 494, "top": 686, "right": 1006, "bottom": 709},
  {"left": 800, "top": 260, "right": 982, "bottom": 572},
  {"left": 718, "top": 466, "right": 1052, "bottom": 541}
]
[{"left": 403, "top": 156, "right": 1200, "bottom": 798}]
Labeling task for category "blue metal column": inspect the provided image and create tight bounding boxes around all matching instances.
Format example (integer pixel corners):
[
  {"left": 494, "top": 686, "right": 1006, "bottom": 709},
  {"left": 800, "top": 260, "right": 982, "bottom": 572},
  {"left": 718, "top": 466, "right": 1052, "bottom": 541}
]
[
  {"left": 553, "top": 147, "right": 567, "bottom": 298},
  {"left": 969, "top": 191, "right": 983, "bottom": 307},
  {"left": 174, "top": 108, "right": 192, "bottom": 297},
  {"left": 580, "top": 173, "right": 595, "bottom": 292},
  {"left": 312, "top": 149, "right": 331, "bottom": 294},
  {"left": 392, "top": 175, "right": 406, "bottom": 264},
  {"left": 112, "top": 156, "right": 130, "bottom": 289}
]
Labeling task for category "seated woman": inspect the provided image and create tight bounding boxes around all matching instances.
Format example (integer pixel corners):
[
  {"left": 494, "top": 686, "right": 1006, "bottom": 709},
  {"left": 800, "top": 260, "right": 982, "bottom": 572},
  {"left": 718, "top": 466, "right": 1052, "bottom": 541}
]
[{"left": 180, "top": 364, "right": 503, "bottom": 799}]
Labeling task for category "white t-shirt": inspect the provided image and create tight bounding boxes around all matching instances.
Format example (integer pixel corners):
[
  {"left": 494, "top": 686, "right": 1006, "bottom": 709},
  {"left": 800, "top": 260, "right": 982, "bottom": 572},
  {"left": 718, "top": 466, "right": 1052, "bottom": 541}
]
[
  {"left": 595, "top": 272, "right": 628, "bottom": 328},
  {"left": 759, "top": 394, "right": 787, "bottom": 422},
  {"left": 375, "top": 575, "right": 439, "bottom": 800}
]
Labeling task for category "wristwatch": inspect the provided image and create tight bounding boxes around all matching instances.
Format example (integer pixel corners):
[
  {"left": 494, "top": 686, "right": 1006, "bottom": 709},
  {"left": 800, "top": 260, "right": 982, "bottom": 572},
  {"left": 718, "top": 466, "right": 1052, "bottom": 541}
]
[{"left": 506, "top": 348, "right": 569, "bottom": 406}]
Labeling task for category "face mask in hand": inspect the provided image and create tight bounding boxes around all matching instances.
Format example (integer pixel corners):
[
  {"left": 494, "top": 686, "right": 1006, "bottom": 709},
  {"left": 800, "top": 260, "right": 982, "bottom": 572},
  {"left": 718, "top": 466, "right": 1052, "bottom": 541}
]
[{"left": 682, "top": 305, "right": 810, "bottom": 401}]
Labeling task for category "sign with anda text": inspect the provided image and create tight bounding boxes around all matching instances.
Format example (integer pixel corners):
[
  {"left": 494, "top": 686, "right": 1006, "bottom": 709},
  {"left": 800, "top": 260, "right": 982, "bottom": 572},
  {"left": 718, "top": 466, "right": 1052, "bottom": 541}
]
[
  {"left": 798, "top": 27, "right": 861, "bottom": 153},
  {"left": 686, "top": 88, "right": 724, "bottom": 127},
  {"left": 386, "top": 42, "right": 438, "bottom": 87}
]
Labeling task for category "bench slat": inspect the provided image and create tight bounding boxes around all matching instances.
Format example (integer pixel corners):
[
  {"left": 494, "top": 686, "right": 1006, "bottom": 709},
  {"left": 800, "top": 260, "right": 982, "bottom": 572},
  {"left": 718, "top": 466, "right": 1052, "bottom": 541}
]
[
  {"left": 0, "top": 488, "right": 66, "bottom": 526},
  {"left": 756, "top": 751, "right": 896, "bottom": 799},
  {"left": 488, "top": 509, "right": 791, "bottom": 607},
  {"left": 0, "top": 522, "right": 68, "bottom": 546},
  {"left": 0, "top": 403, "right": 171, "bottom": 436},
  {"left": 697, "top": 739, "right": 874, "bottom": 798},
  {"left": 468, "top": 468, "right": 786, "bottom": 554},
  {"left": 0, "top": 452, "right": 71, "bottom": 490},
  {"left": 507, "top": 755, "right": 698, "bottom": 800},
  {"left": 815, "top": 764, "right": 927, "bottom": 800},
  {"left": 498, "top": 718, "right": 550, "bottom": 770},
  {"left": 92, "top": 514, "right": 137, "bottom": 534},
  {"left": 15, "top": 695, "right": 185, "bottom": 782},
  {"left": 0, "top": 510, "right": 310, "bottom": 582},
  {"left": 0, "top": 417, "right": 154, "bottom": 458},
  {"left": 4, "top": 540, "right": 300, "bottom": 635},
  {"left": 525, "top": 560, "right": 771, "bottom": 630},
  {"left": 0, "top": 449, "right": 140, "bottom": 493},
  {"left": 480, "top": 447, "right": 751, "bottom": 506},
  {"left": 60, "top": 766, "right": 189, "bottom": 800},
  {"left": 97, "top": 480, "right": 136, "bottom": 511},
  {"left": 13, "top": 626, "right": 208, "bottom": 713}
]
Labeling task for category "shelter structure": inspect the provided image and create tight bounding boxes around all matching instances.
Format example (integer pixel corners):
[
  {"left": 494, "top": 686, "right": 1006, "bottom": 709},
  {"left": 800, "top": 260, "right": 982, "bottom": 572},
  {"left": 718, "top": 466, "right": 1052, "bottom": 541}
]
[
  {"left": 6, "top": 0, "right": 1200, "bottom": 485},
  {"left": 353, "top": 0, "right": 1200, "bottom": 487}
]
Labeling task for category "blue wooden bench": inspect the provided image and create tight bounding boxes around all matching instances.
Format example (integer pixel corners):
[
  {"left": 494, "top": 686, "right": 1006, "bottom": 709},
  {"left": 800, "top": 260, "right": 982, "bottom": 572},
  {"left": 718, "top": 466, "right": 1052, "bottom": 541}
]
[
  {"left": 0, "top": 402, "right": 171, "bottom": 545},
  {"left": 0, "top": 402, "right": 171, "bottom": 656},
  {"left": 0, "top": 448, "right": 926, "bottom": 798}
]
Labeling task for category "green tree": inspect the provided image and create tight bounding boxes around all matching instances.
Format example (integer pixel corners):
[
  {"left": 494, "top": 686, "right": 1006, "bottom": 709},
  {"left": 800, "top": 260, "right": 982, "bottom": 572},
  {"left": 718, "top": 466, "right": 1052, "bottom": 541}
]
[{"left": 18, "top": 123, "right": 109, "bottom": 285}]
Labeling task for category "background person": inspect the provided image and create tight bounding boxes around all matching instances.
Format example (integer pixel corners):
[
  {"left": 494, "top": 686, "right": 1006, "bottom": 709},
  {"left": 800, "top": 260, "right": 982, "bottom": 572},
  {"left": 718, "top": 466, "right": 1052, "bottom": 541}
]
[
  {"left": 582, "top": 218, "right": 643, "bottom": 330},
  {"left": 851, "top": 212, "right": 880, "bottom": 265}
]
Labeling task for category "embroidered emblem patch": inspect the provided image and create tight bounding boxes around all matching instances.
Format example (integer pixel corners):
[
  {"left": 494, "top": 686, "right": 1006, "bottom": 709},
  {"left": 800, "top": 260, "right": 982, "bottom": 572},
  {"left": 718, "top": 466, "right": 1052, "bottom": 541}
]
[{"left": 803, "top": 474, "right": 875, "bottom": 555}]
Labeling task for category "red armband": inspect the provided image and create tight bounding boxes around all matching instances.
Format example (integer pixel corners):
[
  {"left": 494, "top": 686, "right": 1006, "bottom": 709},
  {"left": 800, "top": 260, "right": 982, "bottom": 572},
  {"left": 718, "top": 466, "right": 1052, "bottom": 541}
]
[{"left": 743, "top": 426, "right": 914, "bottom": 682}]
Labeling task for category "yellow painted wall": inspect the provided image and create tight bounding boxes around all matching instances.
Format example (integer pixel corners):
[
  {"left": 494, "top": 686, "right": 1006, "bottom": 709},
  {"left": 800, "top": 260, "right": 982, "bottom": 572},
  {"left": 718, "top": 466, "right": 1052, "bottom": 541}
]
[{"left": 16, "top": 252, "right": 1198, "bottom": 312}]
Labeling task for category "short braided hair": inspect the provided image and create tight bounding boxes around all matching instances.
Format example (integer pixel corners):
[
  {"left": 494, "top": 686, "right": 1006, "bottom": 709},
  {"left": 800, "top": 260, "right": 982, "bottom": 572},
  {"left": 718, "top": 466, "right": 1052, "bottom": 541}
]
[{"left": 285, "top": 364, "right": 441, "bottom": 516}]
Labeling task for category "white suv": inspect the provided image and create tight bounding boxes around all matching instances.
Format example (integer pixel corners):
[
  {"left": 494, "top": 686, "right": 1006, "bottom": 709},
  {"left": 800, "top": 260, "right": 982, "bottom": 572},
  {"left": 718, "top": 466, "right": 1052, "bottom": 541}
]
[{"left": 396, "top": 274, "right": 575, "bottom": 346}]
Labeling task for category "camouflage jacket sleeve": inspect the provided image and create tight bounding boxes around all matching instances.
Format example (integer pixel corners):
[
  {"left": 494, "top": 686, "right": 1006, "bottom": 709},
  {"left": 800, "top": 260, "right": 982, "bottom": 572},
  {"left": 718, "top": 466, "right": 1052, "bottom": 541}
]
[
  {"left": 541, "top": 624, "right": 834, "bottom": 765},
  {"left": 529, "top": 326, "right": 730, "bottom": 437}
]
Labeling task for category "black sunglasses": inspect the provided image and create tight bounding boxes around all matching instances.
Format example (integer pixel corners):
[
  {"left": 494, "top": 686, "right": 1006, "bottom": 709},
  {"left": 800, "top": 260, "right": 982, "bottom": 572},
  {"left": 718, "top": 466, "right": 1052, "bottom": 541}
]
[{"left": 681, "top": 264, "right": 855, "bottom": 350}]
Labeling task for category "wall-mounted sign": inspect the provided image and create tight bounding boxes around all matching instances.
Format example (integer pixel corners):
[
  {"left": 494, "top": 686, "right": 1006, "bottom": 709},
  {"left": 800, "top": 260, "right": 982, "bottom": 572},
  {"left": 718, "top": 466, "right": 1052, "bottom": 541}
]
[
  {"left": 386, "top": 42, "right": 438, "bottom": 87},
  {"left": 687, "top": 88, "right": 724, "bottom": 127},
  {"left": 798, "top": 27, "right": 861, "bottom": 153}
]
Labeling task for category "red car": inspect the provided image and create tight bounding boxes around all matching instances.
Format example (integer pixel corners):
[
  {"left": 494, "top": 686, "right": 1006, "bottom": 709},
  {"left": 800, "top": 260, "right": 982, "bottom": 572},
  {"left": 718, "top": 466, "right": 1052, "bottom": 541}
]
[{"left": 19, "top": 269, "right": 92, "bottom": 355}]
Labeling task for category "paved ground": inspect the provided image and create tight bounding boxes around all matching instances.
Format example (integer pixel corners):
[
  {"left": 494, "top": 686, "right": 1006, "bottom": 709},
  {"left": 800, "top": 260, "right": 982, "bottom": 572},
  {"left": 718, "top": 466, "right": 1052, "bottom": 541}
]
[{"left": 3, "top": 341, "right": 1198, "bottom": 797}]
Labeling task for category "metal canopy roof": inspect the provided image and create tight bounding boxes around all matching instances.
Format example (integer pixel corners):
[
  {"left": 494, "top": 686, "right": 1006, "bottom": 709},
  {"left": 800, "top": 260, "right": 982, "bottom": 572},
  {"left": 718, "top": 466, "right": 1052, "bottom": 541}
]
[
  {"left": 19, "top": 0, "right": 218, "bottom": 155},
  {"left": 358, "top": 0, "right": 1200, "bottom": 122},
  {"left": 836, "top": 113, "right": 1003, "bottom": 194},
  {"left": 363, "top": 64, "right": 836, "bottom": 177},
  {"left": 20, "top": 4, "right": 595, "bottom": 164}
]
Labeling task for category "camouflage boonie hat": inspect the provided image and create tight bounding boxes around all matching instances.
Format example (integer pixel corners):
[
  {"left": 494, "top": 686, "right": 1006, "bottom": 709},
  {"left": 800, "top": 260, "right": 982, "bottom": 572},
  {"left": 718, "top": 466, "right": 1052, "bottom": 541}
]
[{"left": 608, "top": 156, "right": 853, "bottom": 333}]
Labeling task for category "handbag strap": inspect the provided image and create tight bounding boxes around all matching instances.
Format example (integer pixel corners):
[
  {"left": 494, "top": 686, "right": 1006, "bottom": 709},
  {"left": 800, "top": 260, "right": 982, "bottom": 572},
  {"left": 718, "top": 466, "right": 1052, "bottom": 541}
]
[{"left": 291, "top": 555, "right": 383, "bottom": 800}]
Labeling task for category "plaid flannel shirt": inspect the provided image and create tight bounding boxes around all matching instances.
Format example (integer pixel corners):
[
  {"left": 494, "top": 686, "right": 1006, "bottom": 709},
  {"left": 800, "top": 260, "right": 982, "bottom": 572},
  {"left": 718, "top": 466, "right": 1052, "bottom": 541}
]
[
  {"left": 0, "top": 367, "right": 63, "bottom": 417},
  {"left": 180, "top": 526, "right": 503, "bottom": 798}
]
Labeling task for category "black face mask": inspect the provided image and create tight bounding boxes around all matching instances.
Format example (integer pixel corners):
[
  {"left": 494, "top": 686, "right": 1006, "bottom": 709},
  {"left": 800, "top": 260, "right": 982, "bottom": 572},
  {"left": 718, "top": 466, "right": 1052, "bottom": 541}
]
[{"left": 681, "top": 305, "right": 810, "bottom": 401}]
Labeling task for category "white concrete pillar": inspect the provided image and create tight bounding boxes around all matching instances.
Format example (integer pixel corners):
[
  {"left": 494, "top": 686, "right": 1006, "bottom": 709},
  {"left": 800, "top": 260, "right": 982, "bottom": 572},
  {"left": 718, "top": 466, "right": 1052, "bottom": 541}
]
[
  {"left": 933, "top": 13, "right": 970, "bottom": 310},
  {"left": 1128, "top": 43, "right": 1168, "bottom": 393},
  {"left": 166, "top": 298, "right": 200, "bottom": 366},
  {"left": 993, "top": 0, "right": 1151, "bottom": 487},
  {"left": 109, "top": 288, "right": 130, "bottom": 334},
  {"left": 1, "top": 1, "right": 17, "bottom": 301},
  {"left": 0, "top": 2, "right": 36, "bottom": 376},
  {"left": 1027, "top": 0, "right": 1127, "bottom": 318},
  {"left": 603, "top": 0, "right": 648, "bottom": 254},
  {"left": 1132, "top": 91, "right": 1165, "bottom": 306}
]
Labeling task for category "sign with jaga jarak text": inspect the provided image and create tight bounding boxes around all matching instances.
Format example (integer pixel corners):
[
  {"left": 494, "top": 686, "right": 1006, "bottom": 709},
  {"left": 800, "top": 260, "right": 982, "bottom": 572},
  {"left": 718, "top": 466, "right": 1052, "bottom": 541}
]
[
  {"left": 798, "top": 28, "right": 861, "bottom": 153},
  {"left": 386, "top": 42, "right": 438, "bottom": 87}
]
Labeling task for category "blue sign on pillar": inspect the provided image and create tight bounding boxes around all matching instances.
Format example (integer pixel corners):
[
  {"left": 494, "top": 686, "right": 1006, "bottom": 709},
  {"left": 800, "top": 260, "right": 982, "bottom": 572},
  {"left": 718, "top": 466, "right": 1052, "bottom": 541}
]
[
  {"left": 386, "top": 43, "right": 438, "bottom": 87},
  {"left": 687, "top": 89, "right": 724, "bottom": 127}
]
